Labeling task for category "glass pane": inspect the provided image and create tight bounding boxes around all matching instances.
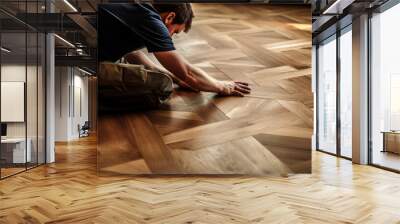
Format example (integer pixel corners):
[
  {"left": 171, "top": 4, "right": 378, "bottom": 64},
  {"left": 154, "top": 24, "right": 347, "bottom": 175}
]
[
  {"left": 26, "top": 0, "right": 39, "bottom": 169},
  {"left": 38, "top": 32, "right": 45, "bottom": 165},
  {"left": 317, "top": 36, "right": 337, "bottom": 154},
  {"left": 1, "top": 31, "right": 27, "bottom": 177},
  {"left": 340, "top": 28, "right": 352, "bottom": 158},
  {"left": 0, "top": 1, "right": 28, "bottom": 32},
  {"left": 27, "top": 31, "right": 38, "bottom": 169},
  {"left": 371, "top": 3, "right": 400, "bottom": 171}
]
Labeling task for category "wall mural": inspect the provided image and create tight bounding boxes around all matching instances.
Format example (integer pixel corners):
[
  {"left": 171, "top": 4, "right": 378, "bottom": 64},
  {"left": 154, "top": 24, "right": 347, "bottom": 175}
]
[{"left": 97, "top": 3, "right": 312, "bottom": 176}]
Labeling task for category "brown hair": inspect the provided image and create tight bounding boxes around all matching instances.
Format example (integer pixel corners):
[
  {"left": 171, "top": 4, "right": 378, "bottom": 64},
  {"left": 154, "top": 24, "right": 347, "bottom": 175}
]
[{"left": 153, "top": 3, "right": 194, "bottom": 32}]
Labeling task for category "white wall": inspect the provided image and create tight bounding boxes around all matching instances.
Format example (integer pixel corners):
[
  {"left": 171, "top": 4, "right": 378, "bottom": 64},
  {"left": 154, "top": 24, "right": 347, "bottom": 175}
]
[
  {"left": 1, "top": 65, "right": 26, "bottom": 136},
  {"left": 1, "top": 65, "right": 33, "bottom": 138},
  {"left": 72, "top": 73, "right": 89, "bottom": 137},
  {"left": 55, "top": 67, "right": 89, "bottom": 141},
  {"left": 55, "top": 66, "right": 70, "bottom": 141}
]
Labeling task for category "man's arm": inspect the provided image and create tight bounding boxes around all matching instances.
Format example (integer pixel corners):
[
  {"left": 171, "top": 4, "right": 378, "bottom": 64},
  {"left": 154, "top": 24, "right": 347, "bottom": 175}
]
[
  {"left": 125, "top": 51, "right": 169, "bottom": 74},
  {"left": 154, "top": 50, "right": 251, "bottom": 96}
]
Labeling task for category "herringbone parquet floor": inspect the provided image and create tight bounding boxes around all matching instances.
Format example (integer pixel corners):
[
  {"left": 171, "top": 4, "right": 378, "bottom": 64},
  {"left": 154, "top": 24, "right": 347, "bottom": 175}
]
[
  {"left": 1, "top": 136, "right": 400, "bottom": 223},
  {"left": 98, "top": 4, "right": 313, "bottom": 175}
]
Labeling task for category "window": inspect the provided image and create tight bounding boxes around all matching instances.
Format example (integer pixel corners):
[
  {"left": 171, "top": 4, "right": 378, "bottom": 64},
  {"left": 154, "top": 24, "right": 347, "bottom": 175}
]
[
  {"left": 370, "top": 2, "right": 400, "bottom": 171},
  {"left": 339, "top": 26, "right": 352, "bottom": 158},
  {"left": 0, "top": 1, "right": 47, "bottom": 179},
  {"left": 317, "top": 35, "right": 337, "bottom": 154},
  {"left": 316, "top": 25, "right": 353, "bottom": 158}
]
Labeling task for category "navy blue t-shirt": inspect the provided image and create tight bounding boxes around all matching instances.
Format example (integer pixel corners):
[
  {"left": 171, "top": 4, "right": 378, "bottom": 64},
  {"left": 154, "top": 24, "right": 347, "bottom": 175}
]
[{"left": 98, "top": 3, "right": 176, "bottom": 62}]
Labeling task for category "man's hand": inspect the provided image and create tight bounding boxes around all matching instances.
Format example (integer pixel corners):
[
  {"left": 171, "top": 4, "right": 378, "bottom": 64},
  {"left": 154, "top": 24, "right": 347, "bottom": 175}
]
[
  {"left": 218, "top": 81, "right": 251, "bottom": 97},
  {"left": 154, "top": 50, "right": 251, "bottom": 96}
]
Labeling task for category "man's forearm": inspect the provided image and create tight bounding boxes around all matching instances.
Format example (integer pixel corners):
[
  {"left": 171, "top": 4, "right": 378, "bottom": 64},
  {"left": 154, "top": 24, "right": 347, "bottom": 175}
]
[
  {"left": 125, "top": 51, "right": 169, "bottom": 74},
  {"left": 183, "top": 65, "right": 223, "bottom": 93},
  {"left": 154, "top": 51, "right": 223, "bottom": 92},
  {"left": 154, "top": 50, "right": 250, "bottom": 96},
  {"left": 152, "top": 63, "right": 199, "bottom": 91}
]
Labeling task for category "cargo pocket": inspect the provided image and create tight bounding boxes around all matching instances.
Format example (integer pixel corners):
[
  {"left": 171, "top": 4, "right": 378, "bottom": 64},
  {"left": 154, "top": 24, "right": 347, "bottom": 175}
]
[{"left": 98, "top": 62, "right": 173, "bottom": 112}]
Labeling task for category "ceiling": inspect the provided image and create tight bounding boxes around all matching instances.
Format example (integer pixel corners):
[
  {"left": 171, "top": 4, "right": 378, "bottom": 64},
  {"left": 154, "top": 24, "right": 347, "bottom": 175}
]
[
  {"left": 1, "top": 0, "right": 311, "bottom": 71},
  {"left": 312, "top": 0, "right": 391, "bottom": 43}
]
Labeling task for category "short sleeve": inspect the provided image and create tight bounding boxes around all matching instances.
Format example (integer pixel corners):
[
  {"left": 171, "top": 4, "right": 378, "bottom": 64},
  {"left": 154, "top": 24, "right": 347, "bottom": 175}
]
[
  {"left": 115, "top": 4, "right": 176, "bottom": 53},
  {"left": 98, "top": 3, "right": 176, "bottom": 61},
  {"left": 133, "top": 15, "right": 176, "bottom": 53}
]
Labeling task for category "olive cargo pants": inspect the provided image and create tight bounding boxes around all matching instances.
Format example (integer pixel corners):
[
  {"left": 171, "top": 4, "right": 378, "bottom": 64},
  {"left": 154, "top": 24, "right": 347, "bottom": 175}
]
[{"left": 98, "top": 62, "right": 173, "bottom": 112}]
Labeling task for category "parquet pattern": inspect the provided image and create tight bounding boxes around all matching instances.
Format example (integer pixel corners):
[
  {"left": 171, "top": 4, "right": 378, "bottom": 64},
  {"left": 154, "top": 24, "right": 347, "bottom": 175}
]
[
  {"left": 98, "top": 4, "right": 313, "bottom": 175},
  {"left": 1, "top": 136, "right": 400, "bottom": 223}
]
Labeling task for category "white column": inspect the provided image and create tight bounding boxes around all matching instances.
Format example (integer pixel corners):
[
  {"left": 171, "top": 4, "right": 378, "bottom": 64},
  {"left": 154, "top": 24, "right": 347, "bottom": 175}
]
[
  {"left": 46, "top": 32, "right": 55, "bottom": 163},
  {"left": 45, "top": 0, "right": 56, "bottom": 163},
  {"left": 352, "top": 14, "right": 369, "bottom": 164}
]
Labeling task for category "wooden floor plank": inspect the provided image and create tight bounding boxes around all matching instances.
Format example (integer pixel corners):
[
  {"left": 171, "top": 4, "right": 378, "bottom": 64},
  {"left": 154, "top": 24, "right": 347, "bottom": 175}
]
[
  {"left": 278, "top": 100, "right": 314, "bottom": 128},
  {"left": 251, "top": 68, "right": 312, "bottom": 85},
  {"left": 124, "top": 114, "right": 180, "bottom": 174},
  {"left": 171, "top": 136, "right": 290, "bottom": 175},
  {"left": 1, "top": 135, "right": 400, "bottom": 223}
]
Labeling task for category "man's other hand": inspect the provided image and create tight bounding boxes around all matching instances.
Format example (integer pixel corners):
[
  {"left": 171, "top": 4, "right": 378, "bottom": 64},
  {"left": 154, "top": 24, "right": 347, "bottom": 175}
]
[{"left": 218, "top": 81, "right": 251, "bottom": 97}]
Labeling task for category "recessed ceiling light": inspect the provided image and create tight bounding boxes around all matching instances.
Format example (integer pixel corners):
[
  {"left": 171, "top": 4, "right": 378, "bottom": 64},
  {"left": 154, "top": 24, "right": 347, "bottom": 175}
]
[
  {"left": 63, "top": 0, "right": 78, "bottom": 12},
  {"left": 54, "top": 34, "right": 75, "bottom": 48},
  {"left": 1, "top": 47, "right": 11, "bottom": 53},
  {"left": 78, "top": 67, "right": 93, "bottom": 76},
  {"left": 323, "top": 0, "right": 354, "bottom": 15}
]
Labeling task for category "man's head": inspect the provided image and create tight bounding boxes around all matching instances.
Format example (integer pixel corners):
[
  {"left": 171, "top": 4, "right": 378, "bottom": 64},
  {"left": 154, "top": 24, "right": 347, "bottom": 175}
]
[{"left": 153, "top": 3, "right": 194, "bottom": 37}]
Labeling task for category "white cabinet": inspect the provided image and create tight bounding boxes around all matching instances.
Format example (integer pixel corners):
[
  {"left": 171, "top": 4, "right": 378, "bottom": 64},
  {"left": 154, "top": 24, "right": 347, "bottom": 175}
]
[{"left": 1, "top": 138, "right": 32, "bottom": 163}]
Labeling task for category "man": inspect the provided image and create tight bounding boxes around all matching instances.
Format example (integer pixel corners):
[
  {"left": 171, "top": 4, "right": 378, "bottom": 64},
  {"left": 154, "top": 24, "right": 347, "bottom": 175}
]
[{"left": 98, "top": 3, "right": 251, "bottom": 110}]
